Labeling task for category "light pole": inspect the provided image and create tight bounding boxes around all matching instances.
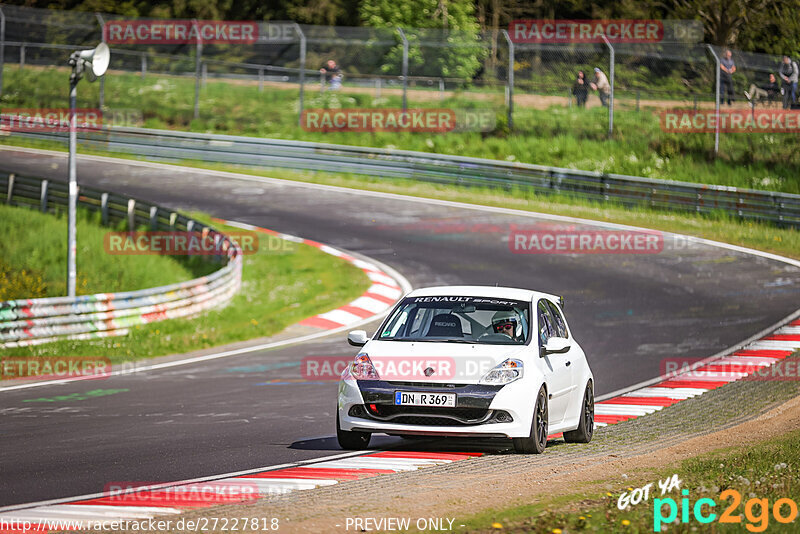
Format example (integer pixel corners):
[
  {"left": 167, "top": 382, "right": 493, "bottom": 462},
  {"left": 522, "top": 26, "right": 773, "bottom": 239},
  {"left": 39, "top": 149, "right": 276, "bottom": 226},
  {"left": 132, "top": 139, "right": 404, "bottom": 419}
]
[{"left": 67, "top": 42, "right": 110, "bottom": 297}]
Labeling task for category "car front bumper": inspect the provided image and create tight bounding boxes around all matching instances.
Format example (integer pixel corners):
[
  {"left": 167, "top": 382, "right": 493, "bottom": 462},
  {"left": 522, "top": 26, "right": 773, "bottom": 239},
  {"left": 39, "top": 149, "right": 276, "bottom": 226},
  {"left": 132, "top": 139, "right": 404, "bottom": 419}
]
[{"left": 337, "top": 377, "right": 535, "bottom": 438}]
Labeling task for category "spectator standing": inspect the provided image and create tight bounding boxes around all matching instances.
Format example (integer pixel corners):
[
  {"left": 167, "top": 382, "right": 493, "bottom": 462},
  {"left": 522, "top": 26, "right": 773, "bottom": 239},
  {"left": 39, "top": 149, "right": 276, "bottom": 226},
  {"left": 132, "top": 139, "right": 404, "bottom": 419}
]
[
  {"left": 745, "top": 73, "right": 780, "bottom": 106},
  {"left": 779, "top": 55, "right": 798, "bottom": 109},
  {"left": 572, "top": 70, "right": 588, "bottom": 108},
  {"left": 320, "top": 59, "right": 342, "bottom": 91},
  {"left": 589, "top": 67, "right": 610, "bottom": 107},
  {"left": 719, "top": 49, "right": 736, "bottom": 105}
]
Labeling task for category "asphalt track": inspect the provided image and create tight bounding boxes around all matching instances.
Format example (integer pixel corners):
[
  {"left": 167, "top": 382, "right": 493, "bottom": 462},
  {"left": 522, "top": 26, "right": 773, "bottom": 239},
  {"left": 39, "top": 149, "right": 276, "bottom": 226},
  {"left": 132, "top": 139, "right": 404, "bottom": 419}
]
[{"left": 1, "top": 147, "right": 799, "bottom": 507}]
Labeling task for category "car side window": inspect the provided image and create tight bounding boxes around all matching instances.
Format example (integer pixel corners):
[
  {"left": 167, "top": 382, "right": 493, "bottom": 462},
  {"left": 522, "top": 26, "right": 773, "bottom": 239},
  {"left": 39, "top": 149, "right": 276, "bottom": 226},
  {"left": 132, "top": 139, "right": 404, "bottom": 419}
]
[
  {"left": 537, "top": 300, "right": 555, "bottom": 347},
  {"left": 383, "top": 309, "right": 408, "bottom": 338},
  {"left": 546, "top": 301, "right": 568, "bottom": 339}
]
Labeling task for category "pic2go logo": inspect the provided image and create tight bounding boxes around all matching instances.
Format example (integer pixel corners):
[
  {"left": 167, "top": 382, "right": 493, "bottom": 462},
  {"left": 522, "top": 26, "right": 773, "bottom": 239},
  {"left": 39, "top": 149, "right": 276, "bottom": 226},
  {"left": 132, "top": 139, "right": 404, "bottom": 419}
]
[{"left": 654, "top": 489, "right": 798, "bottom": 532}]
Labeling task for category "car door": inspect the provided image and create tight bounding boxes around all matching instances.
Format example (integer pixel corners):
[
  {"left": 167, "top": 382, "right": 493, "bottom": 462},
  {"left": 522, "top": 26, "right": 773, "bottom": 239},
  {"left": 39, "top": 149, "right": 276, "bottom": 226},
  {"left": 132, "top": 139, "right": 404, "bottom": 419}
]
[
  {"left": 546, "top": 299, "right": 582, "bottom": 419},
  {"left": 537, "top": 299, "right": 574, "bottom": 424}
]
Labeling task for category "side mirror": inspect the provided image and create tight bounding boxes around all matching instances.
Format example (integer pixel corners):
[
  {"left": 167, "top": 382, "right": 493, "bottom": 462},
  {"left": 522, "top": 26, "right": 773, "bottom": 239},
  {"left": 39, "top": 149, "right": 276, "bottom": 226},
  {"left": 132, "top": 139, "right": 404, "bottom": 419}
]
[
  {"left": 540, "top": 336, "right": 570, "bottom": 357},
  {"left": 347, "top": 330, "right": 368, "bottom": 347}
]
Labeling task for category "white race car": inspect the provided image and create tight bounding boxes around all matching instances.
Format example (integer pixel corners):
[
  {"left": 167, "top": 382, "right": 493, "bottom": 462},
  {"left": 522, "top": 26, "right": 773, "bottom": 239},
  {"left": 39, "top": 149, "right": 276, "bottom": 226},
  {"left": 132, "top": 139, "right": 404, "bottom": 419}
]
[{"left": 336, "top": 286, "right": 594, "bottom": 454}]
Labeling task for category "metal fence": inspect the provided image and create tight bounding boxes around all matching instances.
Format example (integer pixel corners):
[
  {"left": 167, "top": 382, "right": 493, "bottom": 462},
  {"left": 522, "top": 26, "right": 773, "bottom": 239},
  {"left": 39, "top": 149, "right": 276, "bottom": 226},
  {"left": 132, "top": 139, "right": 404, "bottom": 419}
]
[
  {"left": 3, "top": 8, "right": 789, "bottom": 131},
  {"left": 1, "top": 3, "right": 798, "bottom": 167},
  {"left": 0, "top": 171, "right": 243, "bottom": 348},
  {"left": 7, "top": 125, "right": 798, "bottom": 228}
]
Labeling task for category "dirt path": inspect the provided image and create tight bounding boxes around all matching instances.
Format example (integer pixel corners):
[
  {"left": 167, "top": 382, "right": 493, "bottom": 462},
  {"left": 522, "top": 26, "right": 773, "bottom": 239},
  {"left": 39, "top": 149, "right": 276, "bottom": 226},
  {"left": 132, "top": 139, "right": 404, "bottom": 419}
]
[{"left": 262, "top": 78, "right": 731, "bottom": 111}]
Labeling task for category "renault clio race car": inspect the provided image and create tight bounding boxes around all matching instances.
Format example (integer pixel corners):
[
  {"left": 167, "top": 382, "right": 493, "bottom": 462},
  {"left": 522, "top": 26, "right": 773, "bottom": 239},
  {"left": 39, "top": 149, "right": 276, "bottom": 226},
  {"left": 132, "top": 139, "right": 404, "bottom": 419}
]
[{"left": 336, "top": 286, "right": 594, "bottom": 454}]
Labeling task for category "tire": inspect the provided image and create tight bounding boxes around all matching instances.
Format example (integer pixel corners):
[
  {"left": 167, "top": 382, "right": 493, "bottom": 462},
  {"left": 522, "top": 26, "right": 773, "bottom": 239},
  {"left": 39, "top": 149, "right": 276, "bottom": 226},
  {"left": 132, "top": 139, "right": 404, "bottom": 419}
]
[
  {"left": 563, "top": 381, "right": 594, "bottom": 444},
  {"left": 336, "top": 411, "right": 371, "bottom": 450},
  {"left": 513, "top": 386, "right": 548, "bottom": 454}
]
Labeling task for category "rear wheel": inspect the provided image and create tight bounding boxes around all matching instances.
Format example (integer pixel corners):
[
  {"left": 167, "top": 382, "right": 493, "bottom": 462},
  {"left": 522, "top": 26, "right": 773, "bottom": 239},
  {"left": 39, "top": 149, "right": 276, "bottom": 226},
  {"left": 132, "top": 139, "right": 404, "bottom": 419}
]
[
  {"left": 336, "top": 411, "right": 371, "bottom": 450},
  {"left": 564, "top": 382, "right": 594, "bottom": 444},
  {"left": 513, "top": 386, "right": 548, "bottom": 454}
]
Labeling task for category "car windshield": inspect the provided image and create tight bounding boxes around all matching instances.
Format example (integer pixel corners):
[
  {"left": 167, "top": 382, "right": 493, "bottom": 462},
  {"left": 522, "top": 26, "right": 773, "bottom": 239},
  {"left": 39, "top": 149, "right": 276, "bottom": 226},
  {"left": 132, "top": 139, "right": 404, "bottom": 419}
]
[{"left": 378, "top": 296, "right": 531, "bottom": 345}]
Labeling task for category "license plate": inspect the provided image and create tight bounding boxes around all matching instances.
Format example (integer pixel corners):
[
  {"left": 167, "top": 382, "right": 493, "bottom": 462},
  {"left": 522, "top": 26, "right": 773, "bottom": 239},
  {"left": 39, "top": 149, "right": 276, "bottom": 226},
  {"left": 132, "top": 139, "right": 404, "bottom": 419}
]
[{"left": 394, "top": 391, "right": 456, "bottom": 407}]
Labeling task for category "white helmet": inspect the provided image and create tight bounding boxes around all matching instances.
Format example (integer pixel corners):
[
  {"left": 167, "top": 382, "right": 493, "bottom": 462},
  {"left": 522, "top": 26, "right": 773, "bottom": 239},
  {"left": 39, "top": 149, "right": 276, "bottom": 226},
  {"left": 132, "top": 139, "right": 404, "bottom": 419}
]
[{"left": 491, "top": 310, "right": 523, "bottom": 340}]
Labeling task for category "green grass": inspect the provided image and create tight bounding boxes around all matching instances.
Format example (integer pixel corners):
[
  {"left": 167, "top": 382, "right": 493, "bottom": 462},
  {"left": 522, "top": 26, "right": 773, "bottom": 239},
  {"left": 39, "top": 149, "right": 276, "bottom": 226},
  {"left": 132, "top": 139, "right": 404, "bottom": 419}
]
[
  {"left": 0, "top": 211, "right": 372, "bottom": 363},
  {"left": 458, "top": 428, "right": 800, "bottom": 533},
  {"left": 0, "top": 203, "right": 214, "bottom": 300},
  {"left": 3, "top": 65, "right": 799, "bottom": 194}
]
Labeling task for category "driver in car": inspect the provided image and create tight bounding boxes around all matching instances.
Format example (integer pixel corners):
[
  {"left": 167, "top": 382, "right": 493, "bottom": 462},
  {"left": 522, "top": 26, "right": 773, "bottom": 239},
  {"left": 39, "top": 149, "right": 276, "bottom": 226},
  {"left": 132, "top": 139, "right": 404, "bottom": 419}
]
[{"left": 491, "top": 310, "right": 524, "bottom": 342}]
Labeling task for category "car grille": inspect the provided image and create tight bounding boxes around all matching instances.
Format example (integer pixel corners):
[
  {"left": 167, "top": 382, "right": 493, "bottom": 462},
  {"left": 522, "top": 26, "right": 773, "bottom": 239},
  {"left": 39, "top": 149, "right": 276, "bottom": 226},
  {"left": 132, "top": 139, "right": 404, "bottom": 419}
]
[
  {"left": 351, "top": 404, "right": 492, "bottom": 425},
  {"left": 374, "top": 405, "right": 487, "bottom": 419},
  {"left": 386, "top": 381, "right": 468, "bottom": 388}
]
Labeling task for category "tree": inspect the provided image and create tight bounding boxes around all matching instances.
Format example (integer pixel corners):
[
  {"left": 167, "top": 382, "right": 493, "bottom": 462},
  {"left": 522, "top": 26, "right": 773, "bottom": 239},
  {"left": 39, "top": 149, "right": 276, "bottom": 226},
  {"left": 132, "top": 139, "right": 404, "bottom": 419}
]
[
  {"left": 734, "top": 0, "right": 800, "bottom": 57},
  {"left": 360, "top": 0, "right": 487, "bottom": 79},
  {"left": 362, "top": 0, "right": 479, "bottom": 31},
  {"left": 669, "top": 0, "right": 770, "bottom": 46},
  {"left": 285, "top": 0, "right": 361, "bottom": 26},
  {"left": 476, "top": 0, "right": 529, "bottom": 78}
]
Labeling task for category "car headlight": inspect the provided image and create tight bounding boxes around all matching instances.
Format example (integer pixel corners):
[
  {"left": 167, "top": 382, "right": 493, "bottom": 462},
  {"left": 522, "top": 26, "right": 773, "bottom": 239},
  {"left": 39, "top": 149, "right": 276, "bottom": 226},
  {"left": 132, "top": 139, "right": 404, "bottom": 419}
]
[
  {"left": 479, "top": 358, "right": 523, "bottom": 385},
  {"left": 351, "top": 352, "right": 380, "bottom": 380}
]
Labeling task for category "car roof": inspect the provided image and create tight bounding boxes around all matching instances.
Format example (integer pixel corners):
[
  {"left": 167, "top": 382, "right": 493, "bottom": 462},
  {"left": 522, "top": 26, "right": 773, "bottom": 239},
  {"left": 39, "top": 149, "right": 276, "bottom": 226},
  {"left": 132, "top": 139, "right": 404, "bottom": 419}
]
[{"left": 405, "top": 285, "right": 562, "bottom": 304}]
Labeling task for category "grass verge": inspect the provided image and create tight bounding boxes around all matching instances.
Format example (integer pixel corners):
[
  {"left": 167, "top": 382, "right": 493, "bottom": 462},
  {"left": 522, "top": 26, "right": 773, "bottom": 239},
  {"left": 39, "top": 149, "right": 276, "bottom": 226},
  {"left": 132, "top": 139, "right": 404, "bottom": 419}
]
[
  {"left": 3, "top": 65, "right": 799, "bottom": 193},
  {"left": 460, "top": 427, "right": 800, "bottom": 533},
  {"left": 0, "top": 213, "right": 372, "bottom": 364},
  {"left": 0, "top": 203, "right": 215, "bottom": 300}
]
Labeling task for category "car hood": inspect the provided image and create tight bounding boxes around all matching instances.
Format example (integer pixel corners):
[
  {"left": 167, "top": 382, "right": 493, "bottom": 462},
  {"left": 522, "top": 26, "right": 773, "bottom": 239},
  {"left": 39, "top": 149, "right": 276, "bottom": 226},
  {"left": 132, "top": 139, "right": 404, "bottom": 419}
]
[{"left": 360, "top": 340, "right": 527, "bottom": 384}]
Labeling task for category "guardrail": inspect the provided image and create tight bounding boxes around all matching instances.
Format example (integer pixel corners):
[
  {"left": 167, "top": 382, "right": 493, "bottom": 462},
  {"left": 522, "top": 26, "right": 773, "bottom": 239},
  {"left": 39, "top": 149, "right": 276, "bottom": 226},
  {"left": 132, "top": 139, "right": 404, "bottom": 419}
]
[
  {"left": 6, "top": 125, "right": 799, "bottom": 228},
  {"left": 0, "top": 172, "right": 243, "bottom": 348}
]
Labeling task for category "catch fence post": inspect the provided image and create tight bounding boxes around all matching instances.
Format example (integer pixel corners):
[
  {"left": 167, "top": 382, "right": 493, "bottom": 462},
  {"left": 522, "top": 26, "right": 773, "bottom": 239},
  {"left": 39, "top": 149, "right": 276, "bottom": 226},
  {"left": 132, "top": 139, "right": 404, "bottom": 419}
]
[
  {"left": 0, "top": 8, "right": 5, "bottom": 96},
  {"left": 397, "top": 28, "right": 408, "bottom": 112},
  {"left": 602, "top": 35, "right": 614, "bottom": 139},
  {"left": 706, "top": 45, "right": 721, "bottom": 156},
  {"left": 501, "top": 30, "right": 514, "bottom": 130},
  {"left": 193, "top": 19, "right": 202, "bottom": 120},
  {"left": 296, "top": 23, "right": 306, "bottom": 127},
  {"left": 96, "top": 13, "right": 106, "bottom": 110}
]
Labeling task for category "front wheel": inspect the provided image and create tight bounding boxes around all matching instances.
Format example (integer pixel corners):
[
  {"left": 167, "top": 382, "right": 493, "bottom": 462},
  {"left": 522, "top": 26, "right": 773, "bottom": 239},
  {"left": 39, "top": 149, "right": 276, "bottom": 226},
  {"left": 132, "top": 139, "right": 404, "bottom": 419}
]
[
  {"left": 513, "top": 386, "right": 548, "bottom": 454},
  {"left": 563, "top": 382, "right": 594, "bottom": 444},
  {"left": 336, "top": 411, "right": 371, "bottom": 450}
]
